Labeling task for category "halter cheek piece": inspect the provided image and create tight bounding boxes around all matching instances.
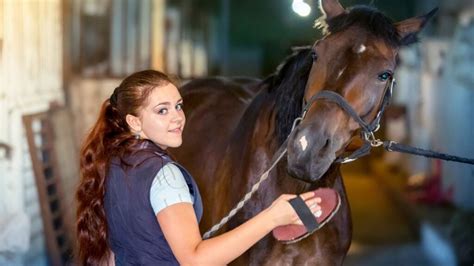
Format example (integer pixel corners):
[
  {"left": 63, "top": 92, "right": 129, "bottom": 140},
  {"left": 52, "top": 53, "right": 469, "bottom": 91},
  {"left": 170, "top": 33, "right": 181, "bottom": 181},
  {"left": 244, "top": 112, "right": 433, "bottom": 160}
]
[{"left": 295, "top": 77, "right": 396, "bottom": 164}]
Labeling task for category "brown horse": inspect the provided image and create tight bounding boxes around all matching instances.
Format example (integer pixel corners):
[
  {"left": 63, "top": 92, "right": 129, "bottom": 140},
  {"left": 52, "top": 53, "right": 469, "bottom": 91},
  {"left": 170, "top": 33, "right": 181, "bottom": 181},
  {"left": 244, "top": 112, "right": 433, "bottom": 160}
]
[{"left": 172, "top": 0, "right": 435, "bottom": 265}]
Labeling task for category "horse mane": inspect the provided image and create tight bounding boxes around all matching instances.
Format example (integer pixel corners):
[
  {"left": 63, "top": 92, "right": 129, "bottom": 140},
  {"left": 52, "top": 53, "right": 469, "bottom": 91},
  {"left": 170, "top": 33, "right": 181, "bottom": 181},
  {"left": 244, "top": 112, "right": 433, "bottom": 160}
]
[
  {"left": 316, "top": 5, "right": 408, "bottom": 47},
  {"left": 264, "top": 46, "right": 313, "bottom": 145}
]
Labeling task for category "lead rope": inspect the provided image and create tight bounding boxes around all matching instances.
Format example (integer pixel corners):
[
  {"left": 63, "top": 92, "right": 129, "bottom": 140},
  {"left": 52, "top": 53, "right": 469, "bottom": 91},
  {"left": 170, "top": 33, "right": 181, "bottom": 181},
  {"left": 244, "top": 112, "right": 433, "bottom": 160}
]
[{"left": 202, "top": 117, "right": 304, "bottom": 239}]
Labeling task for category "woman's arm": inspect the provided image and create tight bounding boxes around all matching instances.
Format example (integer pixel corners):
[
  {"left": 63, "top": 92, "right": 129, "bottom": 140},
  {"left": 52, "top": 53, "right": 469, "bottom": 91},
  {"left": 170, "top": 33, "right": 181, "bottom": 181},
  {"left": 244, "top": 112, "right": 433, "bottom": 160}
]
[{"left": 157, "top": 192, "right": 320, "bottom": 265}]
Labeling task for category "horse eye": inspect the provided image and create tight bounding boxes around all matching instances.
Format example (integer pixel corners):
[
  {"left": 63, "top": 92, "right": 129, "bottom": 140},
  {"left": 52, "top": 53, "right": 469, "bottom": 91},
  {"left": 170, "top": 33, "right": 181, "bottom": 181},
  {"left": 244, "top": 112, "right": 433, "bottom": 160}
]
[
  {"left": 311, "top": 51, "right": 318, "bottom": 62},
  {"left": 378, "top": 71, "right": 392, "bottom": 81}
]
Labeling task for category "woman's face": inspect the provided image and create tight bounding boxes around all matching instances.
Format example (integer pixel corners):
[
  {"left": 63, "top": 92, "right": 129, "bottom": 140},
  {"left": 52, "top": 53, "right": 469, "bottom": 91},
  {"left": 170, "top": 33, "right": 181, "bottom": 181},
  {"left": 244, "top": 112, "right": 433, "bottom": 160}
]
[{"left": 132, "top": 83, "right": 185, "bottom": 150}]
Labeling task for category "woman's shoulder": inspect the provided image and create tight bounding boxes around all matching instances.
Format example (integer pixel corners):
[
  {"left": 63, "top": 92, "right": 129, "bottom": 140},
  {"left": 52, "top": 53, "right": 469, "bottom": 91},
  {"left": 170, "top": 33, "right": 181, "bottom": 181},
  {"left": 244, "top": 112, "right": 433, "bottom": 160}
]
[{"left": 112, "top": 140, "right": 173, "bottom": 170}]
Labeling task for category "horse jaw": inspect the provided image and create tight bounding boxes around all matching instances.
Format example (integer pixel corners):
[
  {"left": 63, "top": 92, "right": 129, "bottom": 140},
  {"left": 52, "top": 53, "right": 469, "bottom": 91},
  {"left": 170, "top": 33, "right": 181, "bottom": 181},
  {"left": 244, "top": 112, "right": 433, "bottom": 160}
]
[{"left": 287, "top": 152, "right": 337, "bottom": 183}]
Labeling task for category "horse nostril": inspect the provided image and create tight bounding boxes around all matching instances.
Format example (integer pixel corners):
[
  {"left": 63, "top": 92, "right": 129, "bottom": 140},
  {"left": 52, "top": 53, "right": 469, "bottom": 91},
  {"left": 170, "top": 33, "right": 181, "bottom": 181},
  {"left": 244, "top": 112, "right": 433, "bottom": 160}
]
[{"left": 322, "top": 138, "right": 330, "bottom": 150}]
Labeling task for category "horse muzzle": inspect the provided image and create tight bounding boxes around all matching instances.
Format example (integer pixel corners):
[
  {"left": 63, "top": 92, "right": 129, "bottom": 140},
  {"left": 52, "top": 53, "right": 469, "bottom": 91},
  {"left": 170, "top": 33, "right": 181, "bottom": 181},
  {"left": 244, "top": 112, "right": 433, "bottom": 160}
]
[{"left": 287, "top": 125, "right": 337, "bottom": 182}]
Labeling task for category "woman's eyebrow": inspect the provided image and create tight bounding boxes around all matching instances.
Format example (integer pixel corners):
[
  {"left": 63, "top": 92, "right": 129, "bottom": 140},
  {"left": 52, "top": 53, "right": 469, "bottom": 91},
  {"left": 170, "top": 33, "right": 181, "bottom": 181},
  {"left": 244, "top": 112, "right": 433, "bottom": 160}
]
[
  {"left": 153, "top": 99, "right": 183, "bottom": 108},
  {"left": 154, "top": 102, "right": 170, "bottom": 108}
]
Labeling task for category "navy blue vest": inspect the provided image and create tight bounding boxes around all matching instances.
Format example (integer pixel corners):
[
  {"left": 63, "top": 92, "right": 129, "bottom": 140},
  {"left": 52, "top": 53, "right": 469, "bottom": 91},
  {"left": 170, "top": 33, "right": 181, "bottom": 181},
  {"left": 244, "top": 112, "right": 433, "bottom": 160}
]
[{"left": 104, "top": 141, "right": 203, "bottom": 265}]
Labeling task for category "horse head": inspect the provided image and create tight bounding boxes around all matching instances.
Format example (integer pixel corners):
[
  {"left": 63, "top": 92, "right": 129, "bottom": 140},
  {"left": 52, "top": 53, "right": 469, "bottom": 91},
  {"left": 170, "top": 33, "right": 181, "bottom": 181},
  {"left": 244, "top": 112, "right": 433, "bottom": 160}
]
[{"left": 287, "top": 0, "right": 436, "bottom": 182}]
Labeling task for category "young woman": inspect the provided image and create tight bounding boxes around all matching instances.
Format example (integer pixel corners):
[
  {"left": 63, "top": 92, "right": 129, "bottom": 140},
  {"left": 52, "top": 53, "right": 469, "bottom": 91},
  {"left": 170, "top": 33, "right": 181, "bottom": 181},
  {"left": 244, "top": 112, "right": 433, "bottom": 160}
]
[{"left": 76, "top": 70, "right": 323, "bottom": 265}]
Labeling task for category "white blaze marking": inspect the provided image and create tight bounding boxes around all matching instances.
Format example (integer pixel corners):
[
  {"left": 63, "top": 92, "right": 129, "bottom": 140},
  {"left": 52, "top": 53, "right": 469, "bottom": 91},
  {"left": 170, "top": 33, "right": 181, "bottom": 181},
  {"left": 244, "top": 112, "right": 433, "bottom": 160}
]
[
  {"left": 299, "top": 135, "right": 308, "bottom": 151},
  {"left": 356, "top": 44, "right": 366, "bottom": 54}
]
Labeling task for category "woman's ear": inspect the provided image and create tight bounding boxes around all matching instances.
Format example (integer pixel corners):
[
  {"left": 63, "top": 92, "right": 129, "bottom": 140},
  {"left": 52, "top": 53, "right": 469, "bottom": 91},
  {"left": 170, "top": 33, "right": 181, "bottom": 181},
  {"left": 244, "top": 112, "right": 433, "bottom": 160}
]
[{"left": 125, "top": 114, "right": 142, "bottom": 133}]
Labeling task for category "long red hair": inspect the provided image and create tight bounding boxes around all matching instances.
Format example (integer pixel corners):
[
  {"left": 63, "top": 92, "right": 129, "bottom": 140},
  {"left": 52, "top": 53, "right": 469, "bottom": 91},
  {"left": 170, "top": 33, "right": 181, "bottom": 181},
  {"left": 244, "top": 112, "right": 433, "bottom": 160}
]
[{"left": 75, "top": 70, "right": 177, "bottom": 265}]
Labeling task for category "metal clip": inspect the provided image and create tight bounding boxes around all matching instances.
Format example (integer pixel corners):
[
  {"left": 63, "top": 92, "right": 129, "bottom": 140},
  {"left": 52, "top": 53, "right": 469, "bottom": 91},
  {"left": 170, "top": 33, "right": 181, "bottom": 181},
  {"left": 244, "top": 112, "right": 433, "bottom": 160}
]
[
  {"left": 370, "top": 139, "right": 384, "bottom": 147},
  {"left": 385, "top": 140, "right": 396, "bottom": 151},
  {"left": 363, "top": 131, "right": 383, "bottom": 147},
  {"left": 373, "top": 124, "right": 381, "bottom": 133}
]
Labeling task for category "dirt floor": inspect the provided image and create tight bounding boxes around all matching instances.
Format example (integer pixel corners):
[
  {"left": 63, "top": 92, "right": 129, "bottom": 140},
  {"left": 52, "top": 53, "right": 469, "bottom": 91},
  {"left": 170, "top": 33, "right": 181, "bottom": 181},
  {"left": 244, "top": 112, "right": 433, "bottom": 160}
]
[{"left": 341, "top": 158, "right": 433, "bottom": 266}]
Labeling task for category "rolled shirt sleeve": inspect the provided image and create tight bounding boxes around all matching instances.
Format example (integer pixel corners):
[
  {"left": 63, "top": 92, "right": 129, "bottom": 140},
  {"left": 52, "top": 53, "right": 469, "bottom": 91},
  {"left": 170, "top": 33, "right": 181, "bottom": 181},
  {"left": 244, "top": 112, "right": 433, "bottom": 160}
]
[{"left": 150, "top": 163, "right": 194, "bottom": 215}]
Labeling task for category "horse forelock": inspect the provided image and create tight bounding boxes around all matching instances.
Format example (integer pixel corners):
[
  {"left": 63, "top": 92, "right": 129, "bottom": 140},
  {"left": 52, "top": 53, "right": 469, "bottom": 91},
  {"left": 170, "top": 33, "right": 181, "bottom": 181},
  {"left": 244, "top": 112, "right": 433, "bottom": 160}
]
[
  {"left": 315, "top": 5, "right": 401, "bottom": 47},
  {"left": 263, "top": 47, "right": 313, "bottom": 145}
]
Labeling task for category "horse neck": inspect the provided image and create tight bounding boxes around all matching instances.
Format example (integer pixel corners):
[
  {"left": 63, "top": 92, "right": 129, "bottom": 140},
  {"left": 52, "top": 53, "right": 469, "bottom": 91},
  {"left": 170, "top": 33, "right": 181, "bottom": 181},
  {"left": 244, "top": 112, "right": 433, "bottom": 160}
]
[
  {"left": 226, "top": 88, "right": 340, "bottom": 195},
  {"left": 222, "top": 46, "right": 333, "bottom": 205},
  {"left": 221, "top": 88, "right": 279, "bottom": 191}
]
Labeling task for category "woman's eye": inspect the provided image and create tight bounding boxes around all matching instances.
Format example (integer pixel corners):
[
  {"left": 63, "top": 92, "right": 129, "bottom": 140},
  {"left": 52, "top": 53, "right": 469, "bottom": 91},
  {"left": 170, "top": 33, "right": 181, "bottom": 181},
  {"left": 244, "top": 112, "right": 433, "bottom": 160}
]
[
  {"left": 378, "top": 71, "right": 392, "bottom": 81},
  {"left": 157, "top": 108, "right": 168, "bottom": 115},
  {"left": 176, "top": 103, "right": 183, "bottom": 111},
  {"left": 311, "top": 51, "right": 318, "bottom": 62}
]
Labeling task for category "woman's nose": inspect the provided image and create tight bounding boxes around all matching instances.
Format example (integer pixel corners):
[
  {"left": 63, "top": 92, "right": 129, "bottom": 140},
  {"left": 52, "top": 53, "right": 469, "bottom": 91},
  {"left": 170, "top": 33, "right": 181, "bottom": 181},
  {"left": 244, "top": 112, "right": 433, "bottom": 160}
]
[{"left": 172, "top": 110, "right": 184, "bottom": 122}]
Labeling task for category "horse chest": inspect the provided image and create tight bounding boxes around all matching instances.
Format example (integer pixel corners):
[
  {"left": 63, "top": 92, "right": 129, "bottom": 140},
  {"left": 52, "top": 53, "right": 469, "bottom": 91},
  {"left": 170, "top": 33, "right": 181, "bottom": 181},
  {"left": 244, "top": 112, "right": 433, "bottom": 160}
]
[{"left": 255, "top": 240, "right": 332, "bottom": 266}]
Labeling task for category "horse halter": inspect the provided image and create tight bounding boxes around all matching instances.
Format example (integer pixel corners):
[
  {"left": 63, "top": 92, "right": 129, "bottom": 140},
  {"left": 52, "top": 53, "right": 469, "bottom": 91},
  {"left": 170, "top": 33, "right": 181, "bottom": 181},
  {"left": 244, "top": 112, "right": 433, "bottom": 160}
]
[{"left": 295, "top": 77, "right": 396, "bottom": 164}]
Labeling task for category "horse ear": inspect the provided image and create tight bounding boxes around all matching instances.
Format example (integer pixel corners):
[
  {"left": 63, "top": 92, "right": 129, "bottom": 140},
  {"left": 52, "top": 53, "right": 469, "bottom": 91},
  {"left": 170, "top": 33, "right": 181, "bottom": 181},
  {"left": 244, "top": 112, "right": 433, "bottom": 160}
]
[
  {"left": 394, "top": 8, "right": 438, "bottom": 46},
  {"left": 319, "top": 0, "right": 345, "bottom": 19}
]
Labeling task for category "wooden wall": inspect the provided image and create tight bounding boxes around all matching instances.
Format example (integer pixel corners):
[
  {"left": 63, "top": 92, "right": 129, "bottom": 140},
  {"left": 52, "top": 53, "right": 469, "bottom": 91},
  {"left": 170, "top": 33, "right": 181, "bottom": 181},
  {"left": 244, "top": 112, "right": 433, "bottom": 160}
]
[{"left": 0, "top": 0, "right": 64, "bottom": 265}]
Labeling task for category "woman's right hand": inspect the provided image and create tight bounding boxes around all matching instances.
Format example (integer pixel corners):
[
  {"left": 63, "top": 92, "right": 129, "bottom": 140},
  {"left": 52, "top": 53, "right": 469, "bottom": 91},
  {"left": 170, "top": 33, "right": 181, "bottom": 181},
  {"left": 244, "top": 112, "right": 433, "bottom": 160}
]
[{"left": 266, "top": 192, "right": 322, "bottom": 227}]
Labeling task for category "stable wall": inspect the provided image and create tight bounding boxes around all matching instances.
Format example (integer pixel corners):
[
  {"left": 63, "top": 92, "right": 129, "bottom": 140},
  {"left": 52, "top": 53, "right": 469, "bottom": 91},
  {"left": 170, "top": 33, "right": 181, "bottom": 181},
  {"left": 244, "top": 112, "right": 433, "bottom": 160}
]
[{"left": 0, "top": 0, "right": 64, "bottom": 265}]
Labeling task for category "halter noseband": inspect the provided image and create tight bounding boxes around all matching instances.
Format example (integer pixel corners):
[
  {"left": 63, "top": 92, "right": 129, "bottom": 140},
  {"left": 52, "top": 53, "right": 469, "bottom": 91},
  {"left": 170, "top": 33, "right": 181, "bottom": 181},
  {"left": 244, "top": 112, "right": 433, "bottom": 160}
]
[{"left": 295, "top": 77, "right": 396, "bottom": 163}]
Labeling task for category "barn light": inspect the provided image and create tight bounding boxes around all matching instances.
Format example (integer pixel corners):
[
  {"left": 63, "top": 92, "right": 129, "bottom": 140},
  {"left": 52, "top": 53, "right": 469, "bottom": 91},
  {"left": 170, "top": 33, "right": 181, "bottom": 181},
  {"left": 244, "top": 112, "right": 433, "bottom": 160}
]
[{"left": 292, "top": 0, "right": 311, "bottom": 17}]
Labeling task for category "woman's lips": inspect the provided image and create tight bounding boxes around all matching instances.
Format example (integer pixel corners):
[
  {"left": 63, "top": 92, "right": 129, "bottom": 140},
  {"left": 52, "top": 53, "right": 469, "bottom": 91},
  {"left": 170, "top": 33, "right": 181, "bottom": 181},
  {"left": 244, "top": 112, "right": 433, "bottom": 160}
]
[{"left": 169, "top": 128, "right": 182, "bottom": 134}]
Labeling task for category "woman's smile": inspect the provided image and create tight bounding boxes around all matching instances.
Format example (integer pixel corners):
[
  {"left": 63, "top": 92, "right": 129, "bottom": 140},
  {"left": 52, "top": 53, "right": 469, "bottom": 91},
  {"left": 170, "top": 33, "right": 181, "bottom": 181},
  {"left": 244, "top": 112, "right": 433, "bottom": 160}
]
[{"left": 168, "top": 127, "right": 182, "bottom": 134}]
